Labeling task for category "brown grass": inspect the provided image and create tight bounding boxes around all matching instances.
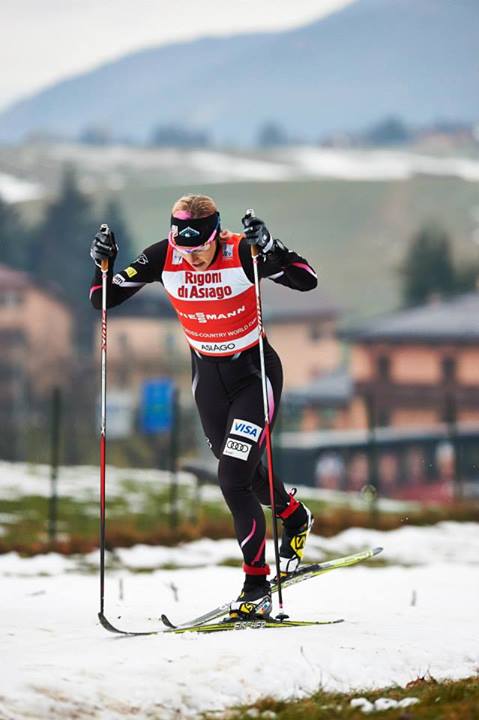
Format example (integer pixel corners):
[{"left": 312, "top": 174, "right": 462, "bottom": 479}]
[{"left": 202, "top": 676, "right": 479, "bottom": 720}]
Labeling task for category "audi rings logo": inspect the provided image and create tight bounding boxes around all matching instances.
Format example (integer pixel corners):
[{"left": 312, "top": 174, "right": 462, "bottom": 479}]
[
  {"left": 227, "top": 440, "right": 248, "bottom": 453},
  {"left": 223, "top": 438, "right": 252, "bottom": 462}
]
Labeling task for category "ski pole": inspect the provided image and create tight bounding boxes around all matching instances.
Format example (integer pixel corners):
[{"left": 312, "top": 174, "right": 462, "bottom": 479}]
[
  {"left": 98, "top": 223, "right": 110, "bottom": 623},
  {"left": 242, "top": 209, "right": 287, "bottom": 620},
  {"left": 93, "top": 227, "right": 164, "bottom": 637}
]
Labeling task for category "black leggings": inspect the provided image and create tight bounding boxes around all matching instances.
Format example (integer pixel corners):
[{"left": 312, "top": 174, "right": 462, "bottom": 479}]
[{"left": 191, "top": 340, "right": 292, "bottom": 572}]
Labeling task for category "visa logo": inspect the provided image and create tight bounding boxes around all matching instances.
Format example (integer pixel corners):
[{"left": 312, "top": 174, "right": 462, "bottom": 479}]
[{"left": 231, "top": 418, "right": 262, "bottom": 443}]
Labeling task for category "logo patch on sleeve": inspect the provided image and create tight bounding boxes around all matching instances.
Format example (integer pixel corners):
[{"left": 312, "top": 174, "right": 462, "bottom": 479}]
[
  {"left": 223, "top": 438, "right": 252, "bottom": 461},
  {"left": 230, "top": 419, "right": 262, "bottom": 443},
  {"left": 125, "top": 266, "right": 138, "bottom": 278}
]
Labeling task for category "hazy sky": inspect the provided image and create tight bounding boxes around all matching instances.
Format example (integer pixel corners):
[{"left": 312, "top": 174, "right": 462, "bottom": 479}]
[{"left": 1, "top": 0, "right": 355, "bottom": 111}]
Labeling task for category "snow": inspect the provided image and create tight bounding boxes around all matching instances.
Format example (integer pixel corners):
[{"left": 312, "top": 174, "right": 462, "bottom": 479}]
[
  {"left": 1, "top": 523, "right": 478, "bottom": 719},
  {"left": 0, "top": 460, "right": 195, "bottom": 502},
  {"left": 22, "top": 143, "right": 479, "bottom": 185},
  {"left": 278, "top": 147, "right": 479, "bottom": 182},
  {"left": 0, "top": 461, "right": 420, "bottom": 517},
  {"left": 2, "top": 521, "right": 478, "bottom": 577},
  {"left": 0, "top": 171, "right": 43, "bottom": 202},
  {"left": 351, "top": 696, "right": 419, "bottom": 713}
]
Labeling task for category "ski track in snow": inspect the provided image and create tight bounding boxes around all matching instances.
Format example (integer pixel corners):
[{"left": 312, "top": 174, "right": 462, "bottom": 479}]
[{"left": 1, "top": 523, "right": 479, "bottom": 719}]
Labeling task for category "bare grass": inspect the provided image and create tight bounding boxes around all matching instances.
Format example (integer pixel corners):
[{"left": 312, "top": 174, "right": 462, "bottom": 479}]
[{"left": 204, "top": 676, "right": 479, "bottom": 720}]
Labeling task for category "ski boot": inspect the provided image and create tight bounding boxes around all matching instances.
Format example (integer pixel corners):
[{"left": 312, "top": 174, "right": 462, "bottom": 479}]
[
  {"left": 229, "top": 576, "right": 272, "bottom": 621},
  {"left": 278, "top": 489, "right": 314, "bottom": 576}
]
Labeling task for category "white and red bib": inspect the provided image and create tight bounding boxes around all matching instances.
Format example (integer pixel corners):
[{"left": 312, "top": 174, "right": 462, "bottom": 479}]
[{"left": 162, "top": 234, "right": 260, "bottom": 356}]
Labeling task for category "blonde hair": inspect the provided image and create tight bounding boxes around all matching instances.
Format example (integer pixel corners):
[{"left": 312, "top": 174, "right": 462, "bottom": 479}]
[{"left": 171, "top": 194, "right": 217, "bottom": 219}]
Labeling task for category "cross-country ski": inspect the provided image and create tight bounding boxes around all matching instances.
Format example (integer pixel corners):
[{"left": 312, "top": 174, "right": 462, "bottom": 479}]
[{"left": 160, "top": 546, "right": 382, "bottom": 630}]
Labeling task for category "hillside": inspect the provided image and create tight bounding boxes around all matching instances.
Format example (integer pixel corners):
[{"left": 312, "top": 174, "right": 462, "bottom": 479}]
[
  {"left": 4, "top": 146, "right": 478, "bottom": 320},
  {"left": 0, "top": 0, "right": 477, "bottom": 144}
]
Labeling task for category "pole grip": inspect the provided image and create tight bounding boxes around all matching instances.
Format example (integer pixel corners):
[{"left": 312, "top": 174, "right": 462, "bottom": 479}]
[
  {"left": 243, "top": 208, "right": 259, "bottom": 258},
  {"left": 100, "top": 224, "right": 111, "bottom": 273}
]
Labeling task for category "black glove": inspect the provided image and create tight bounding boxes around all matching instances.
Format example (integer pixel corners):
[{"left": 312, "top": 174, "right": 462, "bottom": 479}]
[
  {"left": 90, "top": 224, "right": 118, "bottom": 266},
  {"left": 242, "top": 215, "right": 275, "bottom": 254}
]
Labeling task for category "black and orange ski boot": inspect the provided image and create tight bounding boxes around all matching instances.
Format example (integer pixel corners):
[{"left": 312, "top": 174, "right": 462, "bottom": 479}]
[
  {"left": 278, "top": 489, "right": 314, "bottom": 576},
  {"left": 229, "top": 575, "right": 272, "bottom": 621}
]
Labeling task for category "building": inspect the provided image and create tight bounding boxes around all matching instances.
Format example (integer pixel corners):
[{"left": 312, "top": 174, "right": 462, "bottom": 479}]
[
  {"left": 349, "top": 293, "right": 479, "bottom": 429},
  {"left": 271, "top": 294, "right": 479, "bottom": 500},
  {"left": 94, "top": 283, "right": 190, "bottom": 393},
  {"left": 0, "top": 264, "right": 73, "bottom": 396},
  {"left": 261, "top": 281, "right": 342, "bottom": 388},
  {"left": 0, "top": 264, "right": 73, "bottom": 459},
  {"left": 283, "top": 368, "right": 353, "bottom": 431}
]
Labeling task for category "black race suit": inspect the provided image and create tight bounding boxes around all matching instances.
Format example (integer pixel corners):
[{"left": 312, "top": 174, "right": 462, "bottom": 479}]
[{"left": 90, "top": 237, "right": 317, "bottom": 575}]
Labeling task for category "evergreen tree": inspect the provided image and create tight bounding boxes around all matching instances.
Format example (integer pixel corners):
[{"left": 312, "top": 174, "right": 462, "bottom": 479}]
[
  {"left": 454, "top": 260, "right": 479, "bottom": 294},
  {"left": 149, "top": 124, "right": 210, "bottom": 147},
  {"left": 30, "top": 165, "right": 99, "bottom": 351},
  {"left": 364, "top": 116, "right": 411, "bottom": 146},
  {"left": 257, "top": 121, "right": 289, "bottom": 148},
  {"left": 0, "top": 196, "right": 28, "bottom": 269},
  {"left": 400, "top": 224, "right": 456, "bottom": 306},
  {"left": 102, "top": 197, "right": 135, "bottom": 268}
]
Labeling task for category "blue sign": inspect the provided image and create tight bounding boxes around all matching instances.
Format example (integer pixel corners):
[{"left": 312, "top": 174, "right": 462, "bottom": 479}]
[{"left": 140, "top": 379, "right": 175, "bottom": 434}]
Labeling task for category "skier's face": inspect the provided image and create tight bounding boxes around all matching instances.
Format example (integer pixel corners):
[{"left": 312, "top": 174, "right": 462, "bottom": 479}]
[{"left": 179, "top": 239, "right": 217, "bottom": 271}]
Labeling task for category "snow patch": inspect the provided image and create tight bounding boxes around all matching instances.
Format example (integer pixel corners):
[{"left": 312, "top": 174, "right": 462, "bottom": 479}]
[
  {"left": 278, "top": 147, "right": 479, "bottom": 182},
  {"left": 0, "top": 562, "right": 477, "bottom": 719},
  {"left": 0, "top": 460, "right": 195, "bottom": 501},
  {"left": 351, "top": 696, "right": 420, "bottom": 713},
  {"left": 0, "top": 172, "right": 43, "bottom": 202},
  {"left": 1, "top": 522, "right": 478, "bottom": 577},
  {"left": 22, "top": 143, "right": 479, "bottom": 184}
]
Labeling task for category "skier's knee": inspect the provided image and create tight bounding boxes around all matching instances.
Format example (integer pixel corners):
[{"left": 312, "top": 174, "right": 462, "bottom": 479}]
[{"left": 218, "top": 458, "right": 250, "bottom": 501}]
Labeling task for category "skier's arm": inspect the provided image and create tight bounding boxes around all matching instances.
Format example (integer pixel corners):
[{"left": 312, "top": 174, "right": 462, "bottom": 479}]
[
  {"left": 89, "top": 240, "right": 167, "bottom": 309},
  {"left": 238, "top": 237, "right": 318, "bottom": 291}
]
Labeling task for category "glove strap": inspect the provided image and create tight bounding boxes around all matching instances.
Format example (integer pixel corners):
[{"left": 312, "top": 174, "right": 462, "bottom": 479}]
[{"left": 261, "top": 236, "right": 275, "bottom": 253}]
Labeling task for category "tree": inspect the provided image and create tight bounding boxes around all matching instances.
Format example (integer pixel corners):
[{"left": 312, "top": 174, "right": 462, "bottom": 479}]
[
  {"left": 29, "top": 165, "right": 100, "bottom": 351},
  {"left": 102, "top": 197, "right": 135, "bottom": 268},
  {"left": 0, "top": 196, "right": 28, "bottom": 269},
  {"left": 364, "top": 116, "right": 411, "bottom": 146},
  {"left": 454, "top": 260, "right": 479, "bottom": 294},
  {"left": 149, "top": 124, "right": 210, "bottom": 148},
  {"left": 78, "top": 125, "right": 113, "bottom": 146},
  {"left": 400, "top": 224, "right": 456, "bottom": 306},
  {"left": 257, "top": 121, "right": 289, "bottom": 148}
]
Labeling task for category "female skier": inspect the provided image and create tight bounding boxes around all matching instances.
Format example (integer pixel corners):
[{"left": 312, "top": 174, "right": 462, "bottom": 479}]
[{"left": 90, "top": 194, "right": 317, "bottom": 620}]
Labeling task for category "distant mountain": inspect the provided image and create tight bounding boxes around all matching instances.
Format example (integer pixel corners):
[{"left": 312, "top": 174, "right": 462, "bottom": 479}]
[{"left": 1, "top": 0, "right": 477, "bottom": 145}]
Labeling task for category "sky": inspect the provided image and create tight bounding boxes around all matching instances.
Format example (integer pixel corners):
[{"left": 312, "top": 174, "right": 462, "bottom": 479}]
[{"left": 0, "top": 0, "right": 355, "bottom": 111}]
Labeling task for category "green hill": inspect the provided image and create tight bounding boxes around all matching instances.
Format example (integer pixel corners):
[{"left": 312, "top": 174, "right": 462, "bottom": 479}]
[{"left": 108, "top": 175, "right": 479, "bottom": 321}]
